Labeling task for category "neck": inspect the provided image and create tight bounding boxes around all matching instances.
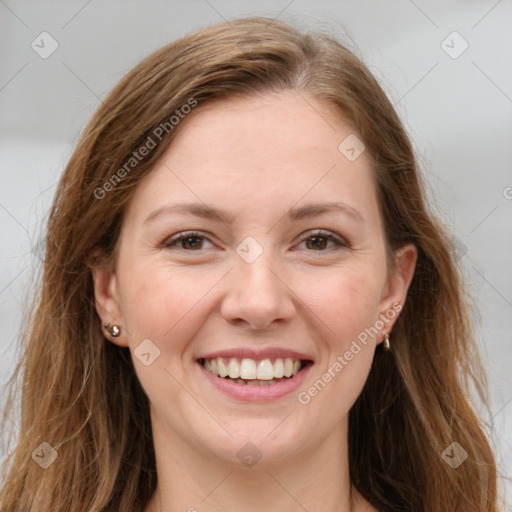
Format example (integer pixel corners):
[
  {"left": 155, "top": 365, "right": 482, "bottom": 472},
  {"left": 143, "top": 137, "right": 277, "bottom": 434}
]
[{"left": 145, "top": 415, "right": 365, "bottom": 512}]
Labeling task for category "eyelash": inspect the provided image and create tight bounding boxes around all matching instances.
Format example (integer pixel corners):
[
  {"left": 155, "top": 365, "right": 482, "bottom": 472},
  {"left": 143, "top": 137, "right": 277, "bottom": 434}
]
[{"left": 162, "top": 229, "right": 348, "bottom": 252}]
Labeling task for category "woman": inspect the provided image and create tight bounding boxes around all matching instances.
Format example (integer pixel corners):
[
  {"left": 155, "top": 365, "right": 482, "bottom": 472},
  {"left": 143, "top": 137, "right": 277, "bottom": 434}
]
[{"left": 0, "top": 16, "right": 503, "bottom": 512}]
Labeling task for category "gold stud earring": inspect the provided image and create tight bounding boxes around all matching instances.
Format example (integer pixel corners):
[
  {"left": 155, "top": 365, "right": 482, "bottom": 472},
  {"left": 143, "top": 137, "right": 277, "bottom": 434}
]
[
  {"left": 383, "top": 333, "right": 390, "bottom": 351},
  {"left": 103, "top": 322, "right": 121, "bottom": 337}
]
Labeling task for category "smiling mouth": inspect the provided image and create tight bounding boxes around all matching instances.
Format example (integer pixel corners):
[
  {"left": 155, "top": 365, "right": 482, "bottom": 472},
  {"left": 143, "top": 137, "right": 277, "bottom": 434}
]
[{"left": 197, "top": 357, "right": 312, "bottom": 386}]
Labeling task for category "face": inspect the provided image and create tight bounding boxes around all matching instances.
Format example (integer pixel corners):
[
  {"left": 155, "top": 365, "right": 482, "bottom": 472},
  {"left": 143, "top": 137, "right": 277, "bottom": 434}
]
[{"left": 93, "top": 90, "right": 416, "bottom": 468}]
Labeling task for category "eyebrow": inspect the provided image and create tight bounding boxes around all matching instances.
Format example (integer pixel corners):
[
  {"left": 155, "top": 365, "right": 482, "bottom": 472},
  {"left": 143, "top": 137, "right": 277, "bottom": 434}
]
[{"left": 143, "top": 201, "right": 363, "bottom": 226}]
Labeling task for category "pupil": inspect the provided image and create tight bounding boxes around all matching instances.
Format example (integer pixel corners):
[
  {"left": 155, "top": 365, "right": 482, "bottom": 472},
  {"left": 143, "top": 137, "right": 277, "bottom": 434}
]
[
  {"left": 307, "top": 236, "right": 326, "bottom": 250},
  {"left": 184, "top": 236, "right": 201, "bottom": 249}
]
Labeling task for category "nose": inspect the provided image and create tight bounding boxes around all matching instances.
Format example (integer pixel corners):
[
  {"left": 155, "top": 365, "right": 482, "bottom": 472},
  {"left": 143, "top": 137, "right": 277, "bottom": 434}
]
[{"left": 220, "top": 254, "right": 296, "bottom": 330}]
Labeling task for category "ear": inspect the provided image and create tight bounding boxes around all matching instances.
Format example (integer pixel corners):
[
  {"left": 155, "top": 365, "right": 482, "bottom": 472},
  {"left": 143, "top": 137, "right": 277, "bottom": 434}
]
[
  {"left": 377, "top": 243, "right": 417, "bottom": 343},
  {"left": 89, "top": 248, "right": 128, "bottom": 348}
]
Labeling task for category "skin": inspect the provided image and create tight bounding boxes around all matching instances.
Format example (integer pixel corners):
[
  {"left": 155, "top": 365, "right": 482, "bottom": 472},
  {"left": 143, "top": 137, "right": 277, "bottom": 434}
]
[{"left": 92, "top": 90, "right": 417, "bottom": 512}]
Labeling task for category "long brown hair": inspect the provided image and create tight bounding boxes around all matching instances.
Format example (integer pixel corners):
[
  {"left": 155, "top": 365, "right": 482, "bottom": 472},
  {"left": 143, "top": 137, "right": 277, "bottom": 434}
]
[{"left": 0, "top": 16, "right": 503, "bottom": 511}]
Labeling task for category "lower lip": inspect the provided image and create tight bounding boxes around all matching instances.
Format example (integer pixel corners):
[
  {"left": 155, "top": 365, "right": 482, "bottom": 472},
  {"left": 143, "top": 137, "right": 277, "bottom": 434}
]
[{"left": 197, "top": 362, "right": 312, "bottom": 403}]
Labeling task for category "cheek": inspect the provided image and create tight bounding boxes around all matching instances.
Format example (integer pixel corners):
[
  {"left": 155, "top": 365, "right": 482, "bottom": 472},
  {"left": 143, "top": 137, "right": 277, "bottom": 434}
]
[
  {"left": 119, "top": 261, "right": 219, "bottom": 354},
  {"left": 296, "top": 265, "right": 385, "bottom": 346},
  {"left": 293, "top": 268, "right": 384, "bottom": 425},
  {"left": 118, "top": 262, "right": 223, "bottom": 408}
]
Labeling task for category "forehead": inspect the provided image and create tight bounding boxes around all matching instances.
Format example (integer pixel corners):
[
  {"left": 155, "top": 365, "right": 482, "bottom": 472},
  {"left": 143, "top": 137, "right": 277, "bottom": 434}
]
[
  {"left": 126, "top": 90, "right": 378, "bottom": 224},
  {"left": 170, "top": 90, "right": 358, "bottom": 164}
]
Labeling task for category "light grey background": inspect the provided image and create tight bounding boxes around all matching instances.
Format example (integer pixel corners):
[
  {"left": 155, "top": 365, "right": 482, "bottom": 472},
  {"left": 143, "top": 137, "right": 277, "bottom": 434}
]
[{"left": 1, "top": 0, "right": 511, "bottom": 505}]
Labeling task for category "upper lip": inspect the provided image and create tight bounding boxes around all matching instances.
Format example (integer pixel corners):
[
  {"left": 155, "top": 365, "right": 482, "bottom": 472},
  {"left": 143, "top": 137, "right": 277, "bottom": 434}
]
[{"left": 197, "top": 347, "right": 314, "bottom": 362}]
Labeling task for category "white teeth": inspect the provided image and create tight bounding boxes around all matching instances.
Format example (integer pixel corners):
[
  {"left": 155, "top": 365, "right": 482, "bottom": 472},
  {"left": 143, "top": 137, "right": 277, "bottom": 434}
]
[
  {"left": 218, "top": 358, "right": 229, "bottom": 377},
  {"left": 240, "top": 358, "right": 257, "bottom": 379},
  {"left": 228, "top": 358, "right": 240, "bottom": 379},
  {"left": 283, "top": 358, "right": 294, "bottom": 378},
  {"left": 273, "top": 358, "right": 284, "bottom": 378},
  {"left": 256, "top": 359, "right": 274, "bottom": 380},
  {"left": 202, "top": 356, "right": 305, "bottom": 380}
]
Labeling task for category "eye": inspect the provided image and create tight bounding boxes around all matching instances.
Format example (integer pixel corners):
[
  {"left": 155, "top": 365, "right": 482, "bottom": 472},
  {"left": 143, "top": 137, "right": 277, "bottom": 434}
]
[
  {"left": 162, "top": 231, "right": 213, "bottom": 251},
  {"left": 162, "top": 229, "right": 348, "bottom": 252},
  {"left": 296, "top": 230, "right": 347, "bottom": 251}
]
